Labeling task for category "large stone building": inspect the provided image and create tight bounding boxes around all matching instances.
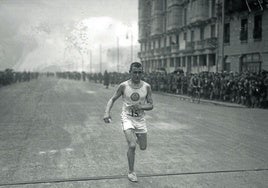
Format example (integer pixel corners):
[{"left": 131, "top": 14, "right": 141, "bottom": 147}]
[
  {"left": 138, "top": 0, "right": 268, "bottom": 74},
  {"left": 219, "top": 0, "right": 268, "bottom": 73}
]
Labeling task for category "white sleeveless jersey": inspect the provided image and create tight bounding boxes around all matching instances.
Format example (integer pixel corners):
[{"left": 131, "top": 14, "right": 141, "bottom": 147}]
[{"left": 121, "top": 80, "right": 149, "bottom": 118}]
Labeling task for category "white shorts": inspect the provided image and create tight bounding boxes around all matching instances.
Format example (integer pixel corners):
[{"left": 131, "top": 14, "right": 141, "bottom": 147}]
[{"left": 121, "top": 114, "right": 147, "bottom": 133}]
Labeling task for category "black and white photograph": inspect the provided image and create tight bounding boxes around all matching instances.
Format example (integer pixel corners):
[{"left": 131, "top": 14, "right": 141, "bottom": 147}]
[{"left": 0, "top": 0, "right": 268, "bottom": 187}]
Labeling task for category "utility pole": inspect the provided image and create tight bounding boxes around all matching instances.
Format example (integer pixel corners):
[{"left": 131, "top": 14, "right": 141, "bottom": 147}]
[
  {"left": 81, "top": 51, "right": 84, "bottom": 72},
  {"left": 88, "top": 50, "right": 92, "bottom": 73},
  {"left": 221, "top": 0, "right": 225, "bottom": 73},
  {"left": 99, "top": 45, "right": 102, "bottom": 73},
  {"left": 117, "top": 37, "right": 119, "bottom": 72},
  {"left": 131, "top": 34, "right": 133, "bottom": 63}
]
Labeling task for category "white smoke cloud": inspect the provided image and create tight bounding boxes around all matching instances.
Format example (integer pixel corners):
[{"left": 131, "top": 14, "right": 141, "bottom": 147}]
[{"left": 0, "top": 0, "right": 138, "bottom": 72}]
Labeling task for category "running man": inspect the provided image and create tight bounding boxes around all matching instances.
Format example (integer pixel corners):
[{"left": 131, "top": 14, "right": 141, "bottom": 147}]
[{"left": 103, "top": 62, "right": 154, "bottom": 182}]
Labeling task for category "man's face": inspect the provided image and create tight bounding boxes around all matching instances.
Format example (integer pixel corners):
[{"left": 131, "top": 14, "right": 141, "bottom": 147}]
[{"left": 130, "top": 66, "right": 143, "bottom": 83}]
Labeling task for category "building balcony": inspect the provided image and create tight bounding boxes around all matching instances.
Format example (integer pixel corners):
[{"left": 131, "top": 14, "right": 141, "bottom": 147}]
[
  {"left": 153, "top": 48, "right": 162, "bottom": 56},
  {"left": 171, "top": 44, "right": 180, "bottom": 53},
  {"left": 156, "top": 47, "right": 171, "bottom": 56},
  {"left": 195, "top": 38, "right": 217, "bottom": 50},
  {"left": 139, "top": 46, "right": 179, "bottom": 59},
  {"left": 138, "top": 50, "right": 154, "bottom": 59},
  {"left": 185, "top": 42, "right": 194, "bottom": 52},
  {"left": 165, "top": 46, "right": 171, "bottom": 54},
  {"left": 147, "top": 50, "right": 154, "bottom": 57},
  {"left": 138, "top": 52, "right": 143, "bottom": 59}
]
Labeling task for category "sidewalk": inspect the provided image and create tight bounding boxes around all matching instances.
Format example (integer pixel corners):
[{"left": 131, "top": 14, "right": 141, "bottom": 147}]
[{"left": 156, "top": 92, "right": 246, "bottom": 108}]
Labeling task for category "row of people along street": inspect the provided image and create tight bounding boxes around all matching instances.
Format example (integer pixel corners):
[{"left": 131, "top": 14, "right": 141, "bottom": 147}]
[
  {"left": 1, "top": 68, "right": 268, "bottom": 108},
  {"left": 56, "top": 70, "right": 268, "bottom": 109}
]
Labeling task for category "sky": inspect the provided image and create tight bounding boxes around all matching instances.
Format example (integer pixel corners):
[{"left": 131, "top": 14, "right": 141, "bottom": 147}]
[{"left": 0, "top": 0, "right": 139, "bottom": 72}]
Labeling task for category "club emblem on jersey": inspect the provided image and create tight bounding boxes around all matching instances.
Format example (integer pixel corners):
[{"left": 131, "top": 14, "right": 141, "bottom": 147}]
[{"left": 130, "top": 92, "right": 140, "bottom": 101}]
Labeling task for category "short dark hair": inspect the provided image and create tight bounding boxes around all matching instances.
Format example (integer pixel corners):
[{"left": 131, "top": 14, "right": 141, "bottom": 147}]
[{"left": 129, "top": 62, "right": 143, "bottom": 72}]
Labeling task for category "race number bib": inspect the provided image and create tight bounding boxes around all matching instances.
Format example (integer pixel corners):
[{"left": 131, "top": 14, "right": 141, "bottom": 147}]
[
  {"left": 127, "top": 106, "right": 141, "bottom": 117},
  {"left": 130, "top": 108, "right": 140, "bottom": 117}
]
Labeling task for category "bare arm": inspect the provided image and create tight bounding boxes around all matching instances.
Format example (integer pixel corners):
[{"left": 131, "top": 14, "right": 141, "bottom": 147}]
[{"left": 103, "top": 84, "right": 125, "bottom": 123}]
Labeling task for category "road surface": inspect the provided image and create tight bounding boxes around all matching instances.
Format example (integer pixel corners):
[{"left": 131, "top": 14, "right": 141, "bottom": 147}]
[{"left": 0, "top": 77, "right": 267, "bottom": 187}]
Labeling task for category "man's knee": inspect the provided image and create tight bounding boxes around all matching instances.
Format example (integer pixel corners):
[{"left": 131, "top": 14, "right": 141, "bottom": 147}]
[
  {"left": 140, "top": 145, "right": 146, "bottom": 150},
  {"left": 128, "top": 142, "right": 136, "bottom": 150}
]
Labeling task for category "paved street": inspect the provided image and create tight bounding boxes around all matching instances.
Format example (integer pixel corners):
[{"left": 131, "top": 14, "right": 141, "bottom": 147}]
[{"left": 0, "top": 77, "right": 268, "bottom": 188}]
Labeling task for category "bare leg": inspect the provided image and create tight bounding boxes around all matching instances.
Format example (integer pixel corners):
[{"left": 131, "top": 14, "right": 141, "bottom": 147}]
[
  {"left": 124, "top": 129, "right": 137, "bottom": 173},
  {"left": 136, "top": 133, "right": 147, "bottom": 150}
]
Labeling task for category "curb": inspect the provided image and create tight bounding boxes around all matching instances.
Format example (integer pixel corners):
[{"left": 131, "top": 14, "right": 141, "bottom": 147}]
[{"left": 155, "top": 92, "right": 246, "bottom": 108}]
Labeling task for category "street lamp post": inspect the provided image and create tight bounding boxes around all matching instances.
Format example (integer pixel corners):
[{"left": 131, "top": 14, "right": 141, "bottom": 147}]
[
  {"left": 100, "top": 44, "right": 102, "bottom": 73},
  {"left": 126, "top": 31, "right": 133, "bottom": 63},
  {"left": 117, "top": 37, "right": 119, "bottom": 72},
  {"left": 220, "top": 0, "right": 225, "bottom": 73},
  {"left": 131, "top": 33, "right": 133, "bottom": 63},
  {"left": 88, "top": 50, "right": 92, "bottom": 73}
]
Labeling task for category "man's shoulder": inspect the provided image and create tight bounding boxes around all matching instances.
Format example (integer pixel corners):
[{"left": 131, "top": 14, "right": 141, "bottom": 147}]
[
  {"left": 142, "top": 81, "right": 152, "bottom": 90},
  {"left": 120, "top": 80, "right": 129, "bottom": 86},
  {"left": 117, "top": 80, "right": 129, "bottom": 90}
]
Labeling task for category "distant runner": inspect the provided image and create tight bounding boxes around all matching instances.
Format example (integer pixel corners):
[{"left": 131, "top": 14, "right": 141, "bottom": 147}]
[{"left": 103, "top": 62, "right": 154, "bottom": 182}]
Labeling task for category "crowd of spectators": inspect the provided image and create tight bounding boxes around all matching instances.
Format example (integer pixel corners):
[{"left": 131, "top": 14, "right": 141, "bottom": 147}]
[
  {"left": 3, "top": 68, "right": 267, "bottom": 108},
  {"left": 0, "top": 69, "right": 39, "bottom": 87},
  {"left": 143, "top": 71, "right": 268, "bottom": 108},
  {"left": 52, "top": 70, "right": 268, "bottom": 108},
  {"left": 56, "top": 71, "right": 129, "bottom": 86},
  {"left": 83, "top": 70, "right": 268, "bottom": 108}
]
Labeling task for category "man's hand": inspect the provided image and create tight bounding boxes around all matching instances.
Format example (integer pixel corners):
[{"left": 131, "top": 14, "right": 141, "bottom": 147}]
[{"left": 103, "top": 114, "right": 112, "bottom": 123}]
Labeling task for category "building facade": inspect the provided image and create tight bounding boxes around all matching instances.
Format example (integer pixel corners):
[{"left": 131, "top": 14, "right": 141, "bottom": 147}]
[
  {"left": 219, "top": 0, "right": 268, "bottom": 73},
  {"left": 138, "top": 0, "right": 218, "bottom": 74},
  {"left": 138, "top": 0, "right": 268, "bottom": 74}
]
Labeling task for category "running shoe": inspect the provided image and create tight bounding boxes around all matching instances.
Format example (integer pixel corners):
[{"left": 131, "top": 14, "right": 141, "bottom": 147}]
[{"left": 128, "top": 172, "right": 138, "bottom": 182}]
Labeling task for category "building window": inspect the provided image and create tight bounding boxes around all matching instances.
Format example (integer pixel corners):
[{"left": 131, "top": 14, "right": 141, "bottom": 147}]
[
  {"left": 170, "top": 58, "right": 175, "bottom": 67},
  {"left": 163, "top": 59, "right": 167, "bottom": 68},
  {"left": 183, "top": 8, "right": 187, "bottom": 26},
  {"left": 169, "top": 35, "right": 173, "bottom": 45},
  {"left": 184, "top": 32, "right": 187, "bottom": 41},
  {"left": 193, "top": 56, "right": 197, "bottom": 67},
  {"left": 199, "top": 55, "right": 207, "bottom": 66},
  {"left": 211, "top": 24, "right": 216, "bottom": 38},
  {"left": 209, "top": 54, "right": 216, "bottom": 66},
  {"left": 240, "top": 53, "right": 261, "bottom": 73},
  {"left": 240, "top": 18, "right": 248, "bottom": 41},
  {"left": 211, "top": 0, "right": 216, "bottom": 17},
  {"left": 166, "top": 37, "right": 169, "bottom": 46},
  {"left": 253, "top": 14, "right": 262, "bottom": 40},
  {"left": 163, "top": 15, "right": 167, "bottom": 32},
  {"left": 163, "top": 0, "right": 167, "bottom": 10},
  {"left": 182, "top": 57, "right": 186, "bottom": 67},
  {"left": 191, "top": 30, "right": 195, "bottom": 42},
  {"left": 176, "top": 58, "right": 181, "bottom": 67},
  {"left": 224, "top": 61, "right": 231, "bottom": 72},
  {"left": 176, "top": 34, "right": 179, "bottom": 44},
  {"left": 200, "top": 27, "right": 204, "bottom": 40},
  {"left": 224, "top": 23, "right": 230, "bottom": 43}
]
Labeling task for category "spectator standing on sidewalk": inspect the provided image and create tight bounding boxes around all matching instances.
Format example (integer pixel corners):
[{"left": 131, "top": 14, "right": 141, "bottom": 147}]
[{"left": 103, "top": 70, "right": 110, "bottom": 89}]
